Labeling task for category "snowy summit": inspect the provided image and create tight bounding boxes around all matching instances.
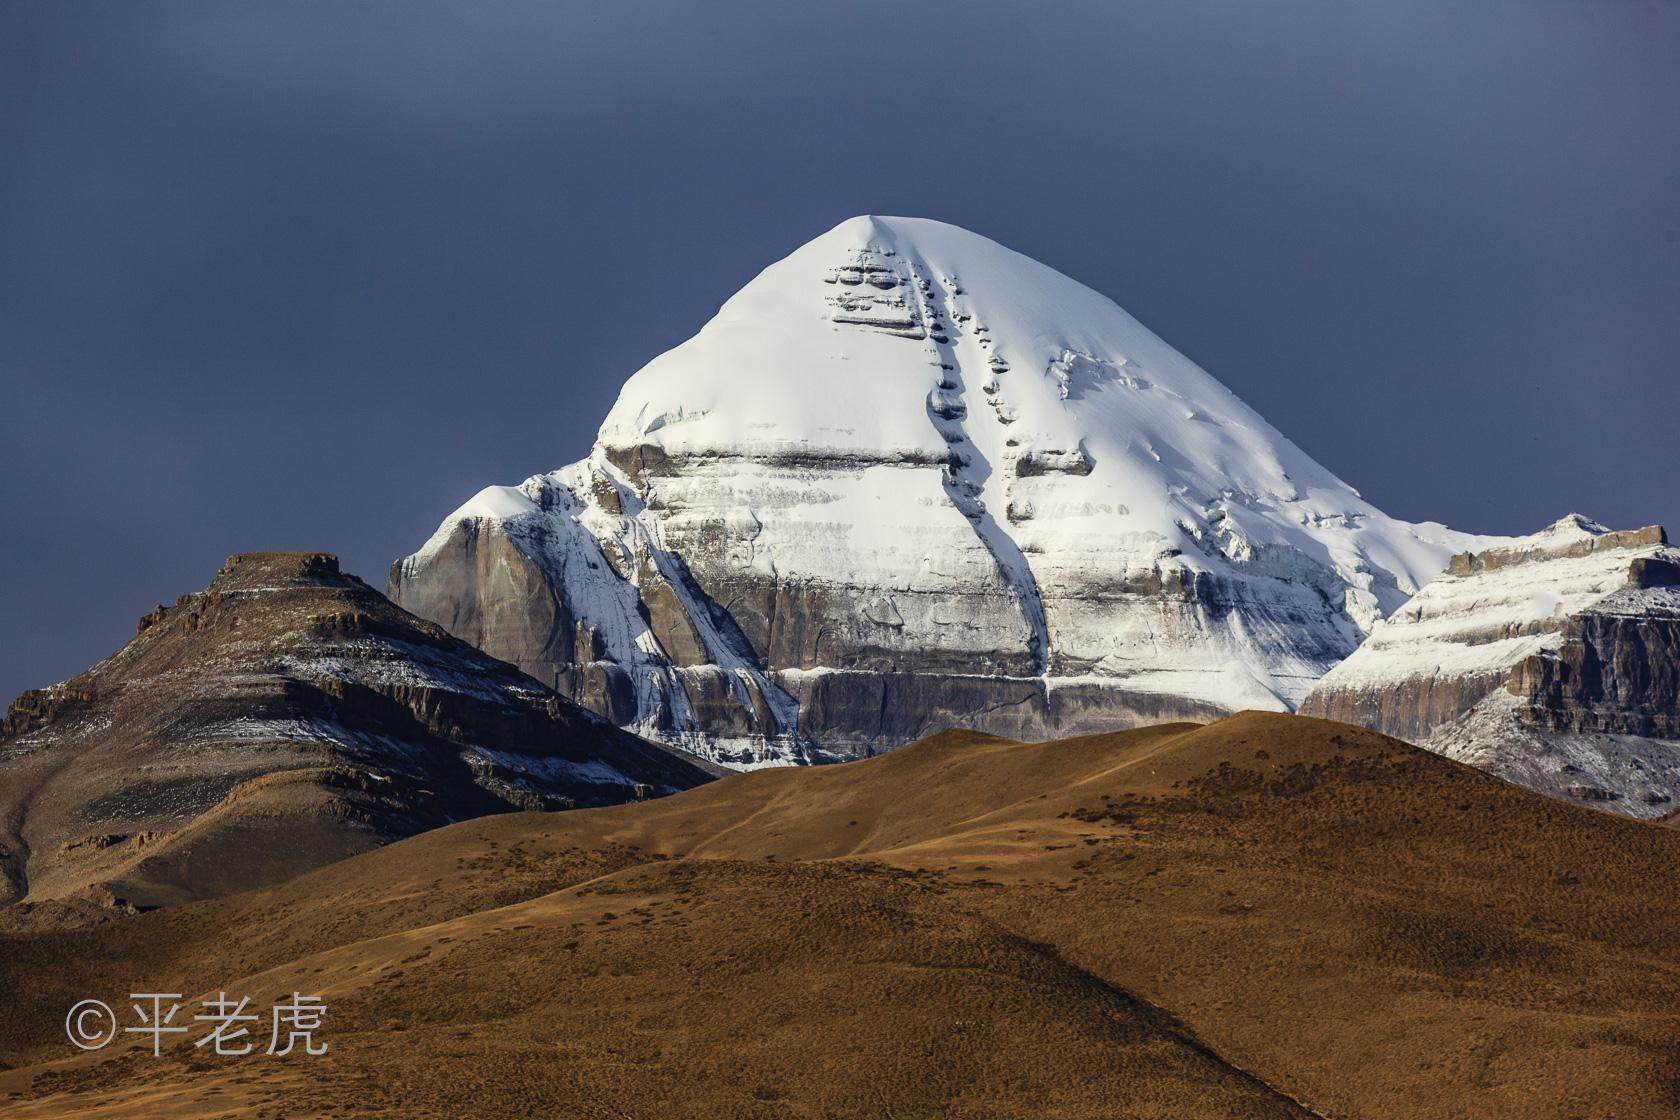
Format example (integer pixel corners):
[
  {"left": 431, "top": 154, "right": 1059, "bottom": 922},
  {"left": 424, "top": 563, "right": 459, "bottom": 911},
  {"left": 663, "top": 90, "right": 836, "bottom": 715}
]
[{"left": 394, "top": 216, "right": 1499, "bottom": 766}]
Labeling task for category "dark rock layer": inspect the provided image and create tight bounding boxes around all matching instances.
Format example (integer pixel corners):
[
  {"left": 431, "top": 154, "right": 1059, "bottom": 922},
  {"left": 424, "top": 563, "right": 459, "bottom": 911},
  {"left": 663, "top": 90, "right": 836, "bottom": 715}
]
[{"left": 1510, "top": 599, "right": 1680, "bottom": 738}]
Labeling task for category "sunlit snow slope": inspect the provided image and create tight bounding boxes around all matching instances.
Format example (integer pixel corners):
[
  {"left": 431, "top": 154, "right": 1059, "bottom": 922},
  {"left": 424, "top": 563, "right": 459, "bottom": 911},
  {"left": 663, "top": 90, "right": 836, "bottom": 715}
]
[{"left": 393, "top": 216, "right": 1497, "bottom": 766}]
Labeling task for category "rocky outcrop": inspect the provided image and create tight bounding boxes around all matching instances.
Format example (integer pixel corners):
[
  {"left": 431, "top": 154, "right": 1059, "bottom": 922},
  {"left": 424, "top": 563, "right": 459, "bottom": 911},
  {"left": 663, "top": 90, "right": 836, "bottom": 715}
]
[
  {"left": 1300, "top": 515, "right": 1680, "bottom": 818},
  {"left": 393, "top": 216, "right": 1493, "bottom": 766},
  {"left": 1508, "top": 586, "right": 1680, "bottom": 739},
  {"left": 0, "top": 552, "right": 718, "bottom": 913},
  {"left": 1296, "top": 669, "right": 1513, "bottom": 745},
  {"left": 1445, "top": 524, "right": 1668, "bottom": 574}
]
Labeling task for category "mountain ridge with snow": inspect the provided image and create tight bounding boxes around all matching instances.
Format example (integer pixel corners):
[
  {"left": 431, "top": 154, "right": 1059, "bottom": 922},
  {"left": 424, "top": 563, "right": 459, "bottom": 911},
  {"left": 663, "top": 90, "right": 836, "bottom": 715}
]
[{"left": 1301, "top": 514, "right": 1680, "bottom": 817}]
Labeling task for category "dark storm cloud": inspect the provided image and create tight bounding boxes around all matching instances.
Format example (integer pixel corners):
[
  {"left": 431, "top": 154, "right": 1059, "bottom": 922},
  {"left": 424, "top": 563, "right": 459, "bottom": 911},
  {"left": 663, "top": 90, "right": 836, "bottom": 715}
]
[{"left": 2, "top": 0, "right": 1677, "bottom": 700}]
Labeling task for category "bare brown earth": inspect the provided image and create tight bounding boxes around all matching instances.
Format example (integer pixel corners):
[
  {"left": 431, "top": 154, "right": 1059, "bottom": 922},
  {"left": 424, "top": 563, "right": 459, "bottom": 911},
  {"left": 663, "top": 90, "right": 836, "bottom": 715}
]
[{"left": 2, "top": 712, "right": 1678, "bottom": 1118}]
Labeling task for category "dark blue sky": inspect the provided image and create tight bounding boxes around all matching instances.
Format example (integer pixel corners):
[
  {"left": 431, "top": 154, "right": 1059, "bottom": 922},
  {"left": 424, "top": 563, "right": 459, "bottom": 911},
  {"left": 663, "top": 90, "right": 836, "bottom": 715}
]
[{"left": 3, "top": 1, "right": 1677, "bottom": 702}]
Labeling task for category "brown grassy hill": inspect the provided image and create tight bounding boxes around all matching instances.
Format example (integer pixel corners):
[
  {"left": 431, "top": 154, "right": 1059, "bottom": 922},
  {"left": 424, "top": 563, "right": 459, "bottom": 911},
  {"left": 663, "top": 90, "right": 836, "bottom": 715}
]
[{"left": 3, "top": 712, "right": 1678, "bottom": 1118}]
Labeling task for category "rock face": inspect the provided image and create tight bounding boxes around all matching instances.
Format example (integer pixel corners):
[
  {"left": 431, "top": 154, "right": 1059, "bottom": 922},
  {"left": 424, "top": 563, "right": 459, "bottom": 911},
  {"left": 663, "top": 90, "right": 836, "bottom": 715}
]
[
  {"left": 1300, "top": 516, "right": 1680, "bottom": 817},
  {"left": 0, "top": 552, "right": 718, "bottom": 913},
  {"left": 1508, "top": 574, "right": 1680, "bottom": 739},
  {"left": 393, "top": 215, "right": 1494, "bottom": 766}
]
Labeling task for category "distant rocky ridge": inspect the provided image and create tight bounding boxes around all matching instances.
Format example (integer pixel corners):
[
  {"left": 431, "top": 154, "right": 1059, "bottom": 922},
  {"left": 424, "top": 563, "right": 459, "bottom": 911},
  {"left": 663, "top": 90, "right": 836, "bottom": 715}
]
[
  {"left": 0, "top": 552, "right": 718, "bottom": 915},
  {"left": 1301, "top": 516, "right": 1680, "bottom": 817},
  {"left": 392, "top": 216, "right": 1495, "bottom": 766}
]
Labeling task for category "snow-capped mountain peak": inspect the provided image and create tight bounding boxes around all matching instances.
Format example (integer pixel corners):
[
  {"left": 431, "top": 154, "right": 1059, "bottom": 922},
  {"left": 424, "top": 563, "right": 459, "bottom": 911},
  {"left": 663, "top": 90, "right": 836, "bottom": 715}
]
[
  {"left": 597, "top": 215, "right": 1481, "bottom": 624},
  {"left": 394, "top": 216, "right": 1501, "bottom": 766}
]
